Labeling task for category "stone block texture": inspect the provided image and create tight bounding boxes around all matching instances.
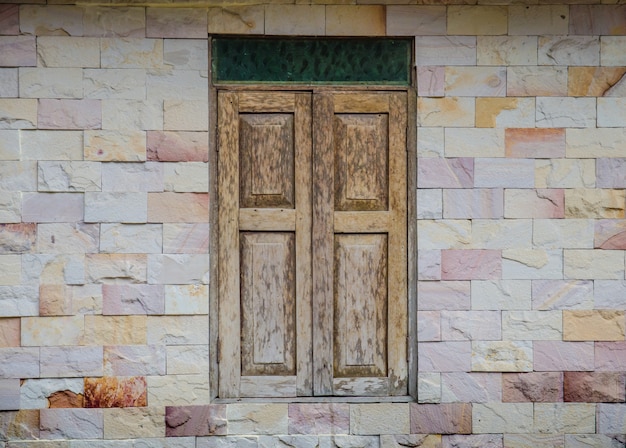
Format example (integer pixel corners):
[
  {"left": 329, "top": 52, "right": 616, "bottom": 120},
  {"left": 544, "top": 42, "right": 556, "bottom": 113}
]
[{"left": 1, "top": 1, "right": 625, "bottom": 446}]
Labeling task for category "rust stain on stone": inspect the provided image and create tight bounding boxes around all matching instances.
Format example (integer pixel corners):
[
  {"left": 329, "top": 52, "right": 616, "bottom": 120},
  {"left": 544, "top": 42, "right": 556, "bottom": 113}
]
[
  {"left": 47, "top": 390, "right": 84, "bottom": 408},
  {"left": 84, "top": 376, "right": 147, "bottom": 408}
]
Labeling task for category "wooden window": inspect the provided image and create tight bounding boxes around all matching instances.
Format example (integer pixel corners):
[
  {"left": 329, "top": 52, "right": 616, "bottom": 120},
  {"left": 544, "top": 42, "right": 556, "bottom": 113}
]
[{"left": 217, "top": 90, "right": 409, "bottom": 399}]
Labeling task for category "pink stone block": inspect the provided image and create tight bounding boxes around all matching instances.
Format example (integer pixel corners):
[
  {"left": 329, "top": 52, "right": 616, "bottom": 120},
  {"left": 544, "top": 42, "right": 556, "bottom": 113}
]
[
  {"left": 0, "top": 36, "right": 36, "bottom": 67},
  {"left": 148, "top": 192, "right": 209, "bottom": 223},
  {"left": 418, "top": 341, "right": 471, "bottom": 372},
  {"left": 534, "top": 341, "right": 594, "bottom": 371},
  {"left": 418, "top": 158, "right": 473, "bottom": 188},
  {"left": 570, "top": 5, "right": 626, "bottom": 35},
  {"left": 147, "top": 131, "right": 209, "bottom": 162},
  {"left": 0, "top": 318, "right": 19, "bottom": 347},
  {"left": 38, "top": 99, "right": 101, "bottom": 130},
  {"left": 418, "top": 66, "right": 445, "bottom": 97},
  {"left": 595, "top": 219, "right": 626, "bottom": 249},
  {"left": 103, "top": 284, "right": 165, "bottom": 315},
  {"left": 166, "top": 405, "right": 227, "bottom": 437},
  {"left": 505, "top": 128, "right": 565, "bottom": 158},
  {"left": 22, "top": 193, "right": 84, "bottom": 223},
  {"left": 146, "top": 8, "right": 208, "bottom": 38},
  {"left": 0, "top": 6, "right": 19, "bottom": 35},
  {"left": 441, "top": 250, "right": 501, "bottom": 280},
  {"left": 596, "top": 342, "right": 626, "bottom": 371},
  {"left": 443, "top": 188, "right": 503, "bottom": 219},
  {"left": 418, "top": 281, "right": 471, "bottom": 311},
  {"left": 597, "top": 158, "right": 626, "bottom": 188},
  {"left": 564, "top": 372, "right": 626, "bottom": 403},
  {"left": 84, "top": 376, "right": 147, "bottom": 408},
  {"left": 441, "top": 372, "right": 502, "bottom": 403},
  {"left": 410, "top": 403, "right": 472, "bottom": 435},
  {"left": 104, "top": 345, "right": 165, "bottom": 376},
  {"left": 40, "top": 408, "right": 103, "bottom": 439},
  {"left": 504, "top": 189, "right": 565, "bottom": 219},
  {"left": 0, "top": 223, "right": 37, "bottom": 254},
  {"left": 502, "top": 372, "right": 563, "bottom": 402},
  {"left": 163, "top": 223, "right": 210, "bottom": 254},
  {"left": 418, "top": 311, "right": 441, "bottom": 342},
  {"left": 288, "top": 403, "right": 349, "bottom": 434}
]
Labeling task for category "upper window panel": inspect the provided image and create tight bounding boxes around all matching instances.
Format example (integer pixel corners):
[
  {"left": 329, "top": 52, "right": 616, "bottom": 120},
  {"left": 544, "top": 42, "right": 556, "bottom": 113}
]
[{"left": 211, "top": 37, "right": 412, "bottom": 85}]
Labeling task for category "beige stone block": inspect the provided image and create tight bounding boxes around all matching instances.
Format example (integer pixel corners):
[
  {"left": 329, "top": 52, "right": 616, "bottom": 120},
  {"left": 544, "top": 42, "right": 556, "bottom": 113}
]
[
  {"left": 417, "top": 127, "right": 444, "bottom": 158},
  {"left": 417, "top": 220, "right": 471, "bottom": 250},
  {"left": 165, "top": 284, "right": 208, "bottom": 315},
  {"left": 100, "top": 223, "right": 163, "bottom": 254},
  {"left": 386, "top": 6, "right": 446, "bottom": 36},
  {"left": 19, "top": 68, "right": 83, "bottom": 99},
  {"left": 227, "top": 403, "right": 288, "bottom": 435},
  {"left": 103, "top": 407, "right": 165, "bottom": 439},
  {"left": 164, "top": 162, "right": 209, "bottom": 193},
  {"left": 102, "top": 99, "right": 162, "bottom": 131},
  {"left": 265, "top": 5, "right": 325, "bottom": 35},
  {"left": 509, "top": 5, "right": 569, "bottom": 35},
  {"left": 83, "top": 315, "right": 147, "bottom": 345},
  {"left": 538, "top": 36, "right": 600, "bottom": 66},
  {"left": 166, "top": 345, "right": 209, "bottom": 375},
  {"left": 565, "top": 189, "right": 625, "bottom": 219},
  {"left": 147, "top": 315, "right": 208, "bottom": 345},
  {"left": 351, "top": 404, "right": 410, "bottom": 435},
  {"left": 502, "top": 311, "right": 562, "bottom": 341},
  {"left": 85, "top": 253, "right": 148, "bottom": 284},
  {"left": 84, "top": 68, "right": 146, "bottom": 100},
  {"left": 477, "top": 36, "right": 537, "bottom": 66},
  {"left": 471, "top": 280, "right": 531, "bottom": 311},
  {"left": 83, "top": 7, "right": 145, "bottom": 38},
  {"left": 472, "top": 341, "right": 533, "bottom": 372},
  {"left": 22, "top": 254, "right": 85, "bottom": 285},
  {"left": 473, "top": 403, "right": 534, "bottom": 433},
  {"left": 568, "top": 67, "right": 626, "bottom": 97},
  {"left": 101, "top": 38, "right": 163, "bottom": 69},
  {"left": 0, "top": 192, "right": 20, "bottom": 223},
  {"left": 164, "top": 39, "right": 208, "bottom": 71},
  {"left": 417, "top": 373, "right": 441, "bottom": 404},
  {"left": 445, "top": 67, "right": 506, "bottom": 97},
  {"left": 476, "top": 97, "right": 534, "bottom": 128},
  {"left": 448, "top": 6, "right": 507, "bottom": 36},
  {"left": 415, "top": 36, "right": 476, "bottom": 66},
  {"left": 37, "top": 36, "right": 100, "bottom": 68},
  {"left": 564, "top": 310, "right": 625, "bottom": 341},
  {"left": 208, "top": 6, "right": 264, "bottom": 35},
  {"left": 535, "top": 159, "right": 596, "bottom": 189},
  {"left": 445, "top": 128, "right": 505, "bottom": 157},
  {"left": 21, "top": 316, "right": 84, "bottom": 346},
  {"left": 146, "top": 7, "right": 208, "bottom": 39},
  {"left": 534, "top": 403, "right": 596, "bottom": 434},
  {"left": 508, "top": 66, "right": 568, "bottom": 97},
  {"left": 21, "top": 130, "right": 83, "bottom": 160},
  {"left": 164, "top": 100, "right": 208, "bottom": 132},
  {"left": 20, "top": 5, "right": 84, "bottom": 36},
  {"left": 418, "top": 98, "right": 475, "bottom": 127},
  {"left": 564, "top": 249, "right": 625, "bottom": 280},
  {"left": 325, "top": 6, "right": 385, "bottom": 36},
  {"left": 0, "top": 255, "right": 20, "bottom": 285},
  {"left": 37, "top": 223, "right": 99, "bottom": 255},
  {"left": 38, "top": 161, "right": 101, "bottom": 192},
  {"left": 533, "top": 219, "right": 594, "bottom": 249},
  {"left": 471, "top": 220, "right": 532, "bottom": 250},
  {"left": 566, "top": 128, "right": 626, "bottom": 158},
  {"left": 84, "top": 130, "right": 146, "bottom": 162},
  {"left": 602, "top": 36, "right": 626, "bottom": 66},
  {"left": 0, "top": 99, "right": 37, "bottom": 130},
  {"left": 147, "top": 374, "right": 210, "bottom": 407},
  {"left": 502, "top": 249, "right": 564, "bottom": 280},
  {"left": 147, "top": 69, "right": 208, "bottom": 102}
]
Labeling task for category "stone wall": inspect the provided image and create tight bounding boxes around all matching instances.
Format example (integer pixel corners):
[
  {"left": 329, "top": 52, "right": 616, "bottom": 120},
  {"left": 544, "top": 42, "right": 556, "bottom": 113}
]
[{"left": 1, "top": 2, "right": 626, "bottom": 447}]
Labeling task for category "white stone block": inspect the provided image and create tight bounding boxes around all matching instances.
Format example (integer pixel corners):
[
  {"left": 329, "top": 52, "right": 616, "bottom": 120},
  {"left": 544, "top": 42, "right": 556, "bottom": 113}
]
[
  {"left": 538, "top": 36, "right": 600, "bottom": 66},
  {"left": 19, "top": 67, "right": 83, "bottom": 99},
  {"left": 417, "top": 220, "right": 471, "bottom": 250},
  {"left": 164, "top": 284, "right": 209, "bottom": 315},
  {"left": 164, "top": 39, "right": 209, "bottom": 71},
  {"left": 473, "top": 403, "right": 534, "bottom": 433},
  {"left": 502, "top": 311, "right": 562, "bottom": 340},
  {"left": 471, "top": 219, "right": 533, "bottom": 249},
  {"left": 471, "top": 280, "right": 531, "bottom": 310},
  {"left": 445, "top": 129, "right": 505, "bottom": 158},
  {"left": 417, "top": 189, "right": 442, "bottom": 219},
  {"left": 20, "top": 378, "right": 82, "bottom": 409},
  {"left": 38, "top": 161, "right": 101, "bottom": 192},
  {"left": 535, "top": 159, "right": 596, "bottom": 189},
  {"left": 0, "top": 285, "right": 38, "bottom": 317},
  {"left": 0, "top": 192, "right": 20, "bottom": 223},
  {"left": 100, "top": 223, "right": 163, "bottom": 254},
  {"left": 536, "top": 97, "right": 596, "bottom": 128},
  {"left": 477, "top": 36, "right": 537, "bottom": 66},
  {"left": 101, "top": 99, "right": 163, "bottom": 131},
  {"left": 147, "top": 254, "right": 210, "bottom": 285},
  {"left": 533, "top": 219, "right": 594, "bottom": 249},
  {"left": 164, "top": 162, "right": 209, "bottom": 192},
  {"left": 36, "top": 36, "right": 100, "bottom": 68},
  {"left": 472, "top": 341, "right": 533, "bottom": 372},
  {"left": 84, "top": 192, "right": 148, "bottom": 223},
  {"left": 84, "top": 68, "right": 146, "bottom": 100},
  {"left": 21, "top": 130, "right": 83, "bottom": 160},
  {"left": 502, "top": 249, "right": 564, "bottom": 280}
]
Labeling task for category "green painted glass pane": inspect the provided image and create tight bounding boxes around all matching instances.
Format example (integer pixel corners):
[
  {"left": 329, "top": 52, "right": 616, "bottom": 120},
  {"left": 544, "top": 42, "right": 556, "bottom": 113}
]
[{"left": 212, "top": 38, "right": 412, "bottom": 85}]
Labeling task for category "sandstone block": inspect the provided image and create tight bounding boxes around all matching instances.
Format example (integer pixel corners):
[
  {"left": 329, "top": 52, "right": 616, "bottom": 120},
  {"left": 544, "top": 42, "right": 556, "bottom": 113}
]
[
  {"left": 102, "top": 284, "right": 164, "bottom": 315},
  {"left": 40, "top": 408, "right": 103, "bottom": 440},
  {"left": 417, "top": 189, "right": 442, "bottom": 220},
  {"left": 0, "top": 36, "right": 36, "bottom": 67},
  {"left": 566, "top": 188, "right": 626, "bottom": 218},
  {"left": 325, "top": 6, "right": 384, "bottom": 36},
  {"left": 416, "top": 36, "right": 476, "bottom": 66},
  {"left": 36, "top": 36, "right": 100, "bottom": 68},
  {"left": 595, "top": 219, "right": 626, "bottom": 249},
  {"left": 21, "top": 316, "right": 84, "bottom": 347},
  {"left": 418, "top": 311, "right": 440, "bottom": 342},
  {"left": 445, "top": 67, "right": 506, "bottom": 97},
  {"left": 0, "top": 347, "right": 39, "bottom": 378},
  {"left": 536, "top": 97, "right": 596, "bottom": 128},
  {"left": 40, "top": 346, "right": 103, "bottom": 378},
  {"left": 0, "top": 379, "right": 19, "bottom": 411},
  {"left": 103, "top": 407, "right": 164, "bottom": 439},
  {"left": 22, "top": 253, "right": 85, "bottom": 285},
  {"left": 148, "top": 193, "right": 209, "bottom": 223},
  {"left": 85, "top": 253, "right": 147, "bottom": 284},
  {"left": 417, "top": 67, "right": 444, "bottom": 98},
  {"left": 0, "top": 130, "right": 19, "bottom": 161},
  {"left": 531, "top": 279, "right": 594, "bottom": 310},
  {"left": 533, "top": 219, "right": 594, "bottom": 250},
  {"left": 471, "top": 341, "right": 533, "bottom": 372},
  {"left": 534, "top": 341, "right": 594, "bottom": 371},
  {"left": 20, "top": 67, "right": 83, "bottom": 99},
  {"left": 84, "top": 192, "right": 147, "bottom": 223},
  {"left": 417, "top": 128, "right": 444, "bottom": 158},
  {"left": 417, "top": 158, "right": 473, "bottom": 188},
  {"left": 566, "top": 128, "right": 626, "bottom": 158},
  {"left": 227, "top": 403, "right": 288, "bottom": 435},
  {"left": 597, "top": 403, "right": 626, "bottom": 434},
  {"left": 101, "top": 162, "right": 163, "bottom": 192},
  {"left": 0, "top": 318, "right": 20, "bottom": 347},
  {"left": 417, "top": 250, "right": 441, "bottom": 281},
  {"left": 0, "top": 6, "right": 19, "bottom": 35},
  {"left": 441, "top": 372, "right": 501, "bottom": 403},
  {"left": 471, "top": 219, "right": 533, "bottom": 250},
  {"left": 100, "top": 224, "right": 163, "bottom": 254},
  {"left": 507, "top": 67, "right": 567, "bottom": 97},
  {"left": 509, "top": 5, "right": 569, "bottom": 35},
  {"left": 598, "top": 159, "right": 626, "bottom": 190},
  {"left": 565, "top": 434, "right": 626, "bottom": 448},
  {"left": 381, "top": 435, "right": 441, "bottom": 448},
  {"left": 441, "top": 311, "right": 501, "bottom": 341},
  {"left": 197, "top": 436, "right": 258, "bottom": 448},
  {"left": 502, "top": 249, "right": 564, "bottom": 280},
  {"left": 0, "top": 68, "right": 17, "bottom": 98},
  {"left": 0, "top": 409, "right": 39, "bottom": 440},
  {"left": 504, "top": 189, "right": 564, "bottom": 219},
  {"left": 502, "top": 372, "right": 563, "bottom": 402},
  {"left": 164, "top": 39, "right": 208, "bottom": 71},
  {"left": 351, "top": 404, "right": 409, "bottom": 435},
  {"left": 564, "top": 310, "right": 625, "bottom": 341},
  {"left": 20, "top": 378, "right": 82, "bottom": 410},
  {"left": 441, "top": 249, "right": 501, "bottom": 280},
  {"left": 85, "top": 376, "right": 147, "bottom": 408},
  {"left": 83, "top": 316, "right": 147, "bottom": 346},
  {"left": 166, "top": 405, "right": 226, "bottom": 437},
  {"left": 38, "top": 99, "right": 101, "bottom": 130},
  {"left": 502, "top": 311, "right": 562, "bottom": 340},
  {"left": 20, "top": 5, "right": 83, "bottom": 36},
  {"left": 38, "top": 161, "right": 101, "bottom": 194},
  {"left": 84, "top": 68, "right": 146, "bottom": 100},
  {"left": 445, "top": 129, "right": 504, "bottom": 158},
  {"left": 568, "top": 67, "right": 626, "bottom": 97},
  {"left": 474, "top": 158, "right": 533, "bottom": 187},
  {"left": 164, "top": 100, "right": 209, "bottom": 132},
  {"left": 503, "top": 434, "right": 564, "bottom": 448},
  {"left": 418, "top": 281, "right": 470, "bottom": 311},
  {"left": 410, "top": 403, "right": 471, "bottom": 435},
  {"left": 104, "top": 345, "right": 165, "bottom": 376},
  {"left": 602, "top": 37, "right": 626, "bottom": 66},
  {"left": 477, "top": 36, "right": 537, "bottom": 66},
  {"left": 148, "top": 374, "right": 210, "bottom": 407},
  {"left": 147, "top": 70, "right": 209, "bottom": 102},
  {"left": 165, "top": 284, "right": 208, "bottom": 315},
  {"left": 101, "top": 38, "right": 162, "bottom": 69},
  {"left": 476, "top": 97, "right": 535, "bottom": 128},
  {"left": 84, "top": 130, "right": 146, "bottom": 162},
  {"left": 538, "top": 36, "right": 600, "bottom": 66},
  {"left": 387, "top": 6, "right": 445, "bottom": 36},
  {"left": 208, "top": 6, "right": 264, "bottom": 35},
  {"left": 535, "top": 159, "right": 595, "bottom": 189},
  {"left": 418, "top": 341, "right": 471, "bottom": 372},
  {"left": 166, "top": 345, "right": 209, "bottom": 375},
  {"left": 448, "top": 6, "right": 507, "bottom": 35},
  {"left": 564, "top": 249, "right": 625, "bottom": 280},
  {"left": 163, "top": 223, "right": 210, "bottom": 254},
  {"left": 164, "top": 162, "right": 209, "bottom": 193},
  {"left": 570, "top": 5, "right": 626, "bottom": 35},
  {"left": 147, "top": 254, "right": 210, "bottom": 285},
  {"left": 0, "top": 99, "right": 36, "bottom": 129},
  {"left": 472, "top": 403, "right": 533, "bottom": 434},
  {"left": 471, "top": 280, "right": 531, "bottom": 310},
  {"left": 146, "top": 8, "right": 207, "bottom": 38},
  {"left": 418, "top": 373, "right": 441, "bottom": 404},
  {"left": 288, "top": 403, "right": 349, "bottom": 435},
  {"left": 0, "top": 161, "right": 36, "bottom": 191},
  {"left": 595, "top": 280, "right": 626, "bottom": 309},
  {"left": 21, "top": 130, "right": 83, "bottom": 161},
  {"left": 598, "top": 98, "right": 626, "bottom": 128},
  {"left": 564, "top": 372, "right": 626, "bottom": 403},
  {"left": 147, "top": 131, "right": 209, "bottom": 163},
  {"left": 265, "top": 5, "right": 324, "bottom": 36},
  {"left": 0, "top": 255, "right": 20, "bottom": 286},
  {"left": 534, "top": 403, "right": 596, "bottom": 434},
  {"left": 0, "top": 286, "right": 38, "bottom": 317},
  {"left": 443, "top": 435, "right": 502, "bottom": 448},
  {"left": 418, "top": 98, "right": 475, "bottom": 127},
  {"left": 147, "top": 316, "right": 208, "bottom": 346},
  {"left": 104, "top": 98, "right": 163, "bottom": 131}
]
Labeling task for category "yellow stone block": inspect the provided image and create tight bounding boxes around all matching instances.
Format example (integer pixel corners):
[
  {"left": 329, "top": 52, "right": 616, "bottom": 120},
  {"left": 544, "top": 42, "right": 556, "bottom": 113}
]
[
  {"left": 208, "top": 6, "right": 265, "bottom": 35},
  {"left": 565, "top": 189, "right": 626, "bottom": 218},
  {"left": 564, "top": 310, "right": 626, "bottom": 341},
  {"left": 265, "top": 5, "right": 325, "bottom": 35},
  {"left": 418, "top": 97, "right": 475, "bottom": 127},
  {"left": 326, "top": 5, "right": 385, "bottom": 36},
  {"left": 476, "top": 98, "right": 520, "bottom": 128},
  {"left": 103, "top": 407, "right": 165, "bottom": 439},
  {"left": 568, "top": 67, "right": 626, "bottom": 97},
  {"left": 448, "top": 6, "right": 508, "bottom": 36},
  {"left": 84, "top": 315, "right": 147, "bottom": 345}
]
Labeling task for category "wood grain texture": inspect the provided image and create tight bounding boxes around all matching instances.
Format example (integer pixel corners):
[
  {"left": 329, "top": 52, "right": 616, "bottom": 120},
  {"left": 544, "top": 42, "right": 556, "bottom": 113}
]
[
  {"left": 240, "top": 376, "right": 297, "bottom": 398},
  {"left": 239, "top": 209, "right": 296, "bottom": 231},
  {"left": 238, "top": 92, "right": 296, "bottom": 112},
  {"left": 332, "top": 93, "right": 390, "bottom": 113}
]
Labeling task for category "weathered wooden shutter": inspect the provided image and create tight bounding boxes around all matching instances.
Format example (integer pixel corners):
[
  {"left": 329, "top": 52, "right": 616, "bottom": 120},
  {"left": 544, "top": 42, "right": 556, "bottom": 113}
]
[{"left": 218, "top": 90, "right": 407, "bottom": 398}]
